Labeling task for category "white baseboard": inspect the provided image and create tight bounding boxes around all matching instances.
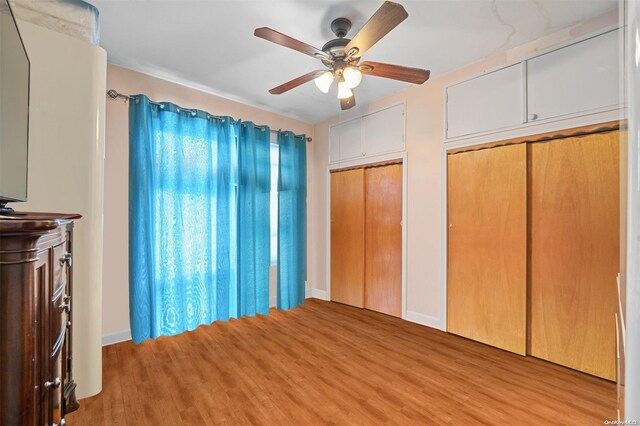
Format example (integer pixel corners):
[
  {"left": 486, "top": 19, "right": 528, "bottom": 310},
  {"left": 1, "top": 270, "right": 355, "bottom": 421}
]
[
  {"left": 102, "top": 329, "right": 132, "bottom": 346},
  {"left": 405, "top": 310, "right": 444, "bottom": 331},
  {"left": 311, "top": 288, "right": 329, "bottom": 301},
  {"left": 305, "top": 286, "right": 312, "bottom": 298}
]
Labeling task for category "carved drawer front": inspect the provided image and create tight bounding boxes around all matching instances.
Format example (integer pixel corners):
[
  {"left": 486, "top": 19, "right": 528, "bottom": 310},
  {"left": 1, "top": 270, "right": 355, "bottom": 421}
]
[
  {"left": 51, "top": 283, "right": 68, "bottom": 356},
  {"left": 53, "top": 243, "right": 69, "bottom": 294},
  {"left": 47, "top": 333, "right": 65, "bottom": 426}
]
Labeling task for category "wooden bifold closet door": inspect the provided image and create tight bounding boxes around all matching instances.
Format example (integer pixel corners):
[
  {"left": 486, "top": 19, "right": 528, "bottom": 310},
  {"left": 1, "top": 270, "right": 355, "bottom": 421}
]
[
  {"left": 364, "top": 164, "right": 403, "bottom": 317},
  {"left": 529, "top": 131, "right": 619, "bottom": 380},
  {"left": 447, "top": 144, "right": 527, "bottom": 355},
  {"left": 330, "top": 168, "right": 366, "bottom": 308},
  {"left": 447, "top": 128, "right": 619, "bottom": 379},
  {"left": 331, "top": 163, "right": 403, "bottom": 317}
]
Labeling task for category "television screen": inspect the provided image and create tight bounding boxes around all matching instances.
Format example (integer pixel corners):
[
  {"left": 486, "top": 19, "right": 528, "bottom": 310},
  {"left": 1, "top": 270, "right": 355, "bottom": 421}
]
[{"left": 0, "top": 0, "right": 29, "bottom": 205}]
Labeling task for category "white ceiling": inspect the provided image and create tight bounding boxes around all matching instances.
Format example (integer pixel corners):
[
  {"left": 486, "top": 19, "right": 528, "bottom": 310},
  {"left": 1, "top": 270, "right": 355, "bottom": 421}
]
[{"left": 91, "top": 0, "right": 617, "bottom": 124}]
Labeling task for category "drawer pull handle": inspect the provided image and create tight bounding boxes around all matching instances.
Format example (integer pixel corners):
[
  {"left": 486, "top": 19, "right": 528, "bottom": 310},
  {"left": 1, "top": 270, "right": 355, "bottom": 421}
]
[
  {"left": 44, "top": 377, "right": 61, "bottom": 389},
  {"left": 60, "top": 253, "right": 72, "bottom": 268},
  {"left": 59, "top": 294, "right": 71, "bottom": 313}
]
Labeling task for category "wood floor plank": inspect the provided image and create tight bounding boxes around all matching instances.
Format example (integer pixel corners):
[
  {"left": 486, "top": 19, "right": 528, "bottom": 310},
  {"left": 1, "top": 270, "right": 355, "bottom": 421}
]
[
  {"left": 67, "top": 299, "right": 615, "bottom": 425},
  {"left": 101, "top": 344, "right": 126, "bottom": 426}
]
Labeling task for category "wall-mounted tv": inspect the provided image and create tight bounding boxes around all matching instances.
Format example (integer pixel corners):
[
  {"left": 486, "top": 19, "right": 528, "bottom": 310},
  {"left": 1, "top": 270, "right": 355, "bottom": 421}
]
[{"left": 0, "top": 0, "right": 30, "bottom": 211}]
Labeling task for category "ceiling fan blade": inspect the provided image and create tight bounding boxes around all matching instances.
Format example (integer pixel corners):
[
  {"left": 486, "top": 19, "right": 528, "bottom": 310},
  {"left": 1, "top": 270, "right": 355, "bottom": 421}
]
[
  {"left": 340, "top": 94, "right": 356, "bottom": 110},
  {"left": 269, "top": 70, "right": 324, "bottom": 95},
  {"left": 359, "top": 61, "right": 430, "bottom": 84},
  {"left": 255, "top": 27, "right": 330, "bottom": 61},
  {"left": 345, "top": 1, "right": 408, "bottom": 59}
]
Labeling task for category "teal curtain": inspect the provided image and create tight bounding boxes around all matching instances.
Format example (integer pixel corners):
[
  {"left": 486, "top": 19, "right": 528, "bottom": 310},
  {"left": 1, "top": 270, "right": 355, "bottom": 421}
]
[
  {"left": 277, "top": 131, "right": 307, "bottom": 310},
  {"left": 129, "top": 95, "right": 270, "bottom": 343},
  {"left": 237, "top": 122, "right": 271, "bottom": 316}
]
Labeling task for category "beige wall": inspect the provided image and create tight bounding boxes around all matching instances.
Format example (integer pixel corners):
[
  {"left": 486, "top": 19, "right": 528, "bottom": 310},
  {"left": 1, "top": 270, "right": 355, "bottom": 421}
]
[
  {"left": 102, "top": 64, "right": 313, "bottom": 339},
  {"left": 309, "top": 11, "right": 619, "bottom": 329}
]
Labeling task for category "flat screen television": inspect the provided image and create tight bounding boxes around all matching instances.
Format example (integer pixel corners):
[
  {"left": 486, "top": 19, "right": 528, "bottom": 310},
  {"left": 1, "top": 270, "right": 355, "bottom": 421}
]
[{"left": 0, "top": 0, "right": 30, "bottom": 212}]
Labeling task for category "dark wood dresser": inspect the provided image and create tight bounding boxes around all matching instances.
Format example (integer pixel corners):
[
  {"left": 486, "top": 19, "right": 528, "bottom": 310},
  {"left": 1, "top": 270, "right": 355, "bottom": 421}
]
[{"left": 0, "top": 213, "right": 81, "bottom": 425}]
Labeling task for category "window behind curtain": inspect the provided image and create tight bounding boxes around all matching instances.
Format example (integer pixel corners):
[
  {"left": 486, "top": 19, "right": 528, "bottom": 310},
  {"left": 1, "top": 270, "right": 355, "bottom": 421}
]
[{"left": 270, "top": 142, "right": 279, "bottom": 264}]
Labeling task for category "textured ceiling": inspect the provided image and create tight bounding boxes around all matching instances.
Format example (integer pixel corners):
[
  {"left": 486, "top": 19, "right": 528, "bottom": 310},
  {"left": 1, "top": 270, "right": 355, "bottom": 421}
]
[{"left": 90, "top": 0, "right": 617, "bottom": 123}]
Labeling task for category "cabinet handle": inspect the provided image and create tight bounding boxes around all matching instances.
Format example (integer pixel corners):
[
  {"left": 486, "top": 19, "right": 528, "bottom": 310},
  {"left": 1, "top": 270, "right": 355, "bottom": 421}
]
[
  {"left": 44, "top": 377, "right": 61, "bottom": 389},
  {"left": 60, "top": 253, "right": 72, "bottom": 268},
  {"left": 528, "top": 113, "right": 538, "bottom": 121},
  {"left": 59, "top": 296, "right": 71, "bottom": 313}
]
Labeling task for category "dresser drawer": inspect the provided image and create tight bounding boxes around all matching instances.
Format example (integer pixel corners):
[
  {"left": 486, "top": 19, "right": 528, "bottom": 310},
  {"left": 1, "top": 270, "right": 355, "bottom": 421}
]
[
  {"left": 53, "top": 243, "right": 70, "bottom": 294},
  {"left": 51, "top": 317, "right": 66, "bottom": 358},
  {"left": 51, "top": 283, "right": 68, "bottom": 355},
  {"left": 48, "top": 328, "right": 66, "bottom": 426},
  {"left": 52, "top": 243, "right": 65, "bottom": 291}
]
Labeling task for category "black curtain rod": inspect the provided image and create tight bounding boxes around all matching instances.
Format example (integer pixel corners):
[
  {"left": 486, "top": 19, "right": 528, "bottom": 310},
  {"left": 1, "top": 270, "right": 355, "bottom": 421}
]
[{"left": 107, "top": 89, "right": 312, "bottom": 142}]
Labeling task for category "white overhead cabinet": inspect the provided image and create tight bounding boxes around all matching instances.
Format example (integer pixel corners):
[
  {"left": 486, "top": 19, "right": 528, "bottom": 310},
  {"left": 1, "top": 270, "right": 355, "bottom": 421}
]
[
  {"left": 361, "top": 104, "right": 405, "bottom": 157},
  {"left": 329, "top": 118, "right": 361, "bottom": 163},
  {"left": 445, "top": 29, "right": 621, "bottom": 140},
  {"left": 329, "top": 104, "right": 405, "bottom": 163},
  {"left": 446, "top": 64, "right": 524, "bottom": 139},
  {"left": 527, "top": 29, "right": 620, "bottom": 122}
]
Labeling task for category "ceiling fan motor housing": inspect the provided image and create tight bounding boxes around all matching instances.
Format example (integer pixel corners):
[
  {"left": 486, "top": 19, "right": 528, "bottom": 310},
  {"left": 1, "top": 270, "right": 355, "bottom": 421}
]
[
  {"left": 322, "top": 38, "right": 350, "bottom": 60},
  {"left": 330, "top": 17, "right": 352, "bottom": 38},
  {"left": 322, "top": 18, "right": 365, "bottom": 69}
]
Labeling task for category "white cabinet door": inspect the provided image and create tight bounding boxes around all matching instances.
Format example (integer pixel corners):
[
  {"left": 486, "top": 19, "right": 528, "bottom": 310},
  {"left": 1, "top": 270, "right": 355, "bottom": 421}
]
[
  {"left": 362, "top": 104, "right": 405, "bottom": 156},
  {"left": 527, "top": 29, "right": 620, "bottom": 122},
  {"left": 329, "top": 126, "right": 340, "bottom": 163},
  {"left": 446, "top": 63, "right": 524, "bottom": 139},
  {"left": 329, "top": 118, "right": 361, "bottom": 163}
]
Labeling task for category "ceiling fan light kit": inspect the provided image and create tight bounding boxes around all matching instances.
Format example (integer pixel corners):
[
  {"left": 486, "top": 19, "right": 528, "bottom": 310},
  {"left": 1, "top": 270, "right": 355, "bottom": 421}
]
[
  {"left": 254, "top": 1, "right": 430, "bottom": 110},
  {"left": 343, "top": 67, "right": 362, "bottom": 88},
  {"left": 337, "top": 76, "right": 354, "bottom": 100},
  {"left": 314, "top": 71, "right": 334, "bottom": 93}
]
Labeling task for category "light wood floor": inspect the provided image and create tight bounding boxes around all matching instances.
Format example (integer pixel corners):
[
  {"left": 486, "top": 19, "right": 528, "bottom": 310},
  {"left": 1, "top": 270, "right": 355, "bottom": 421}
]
[{"left": 68, "top": 299, "right": 615, "bottom": 425}]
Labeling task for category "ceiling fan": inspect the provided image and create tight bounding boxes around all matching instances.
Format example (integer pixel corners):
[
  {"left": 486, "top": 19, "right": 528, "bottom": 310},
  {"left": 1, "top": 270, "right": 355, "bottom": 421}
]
[{"left": 254, "top": 1, "right": 430, "bottom": 111}]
